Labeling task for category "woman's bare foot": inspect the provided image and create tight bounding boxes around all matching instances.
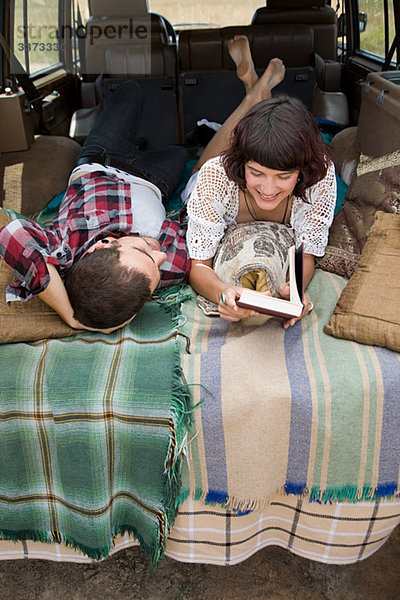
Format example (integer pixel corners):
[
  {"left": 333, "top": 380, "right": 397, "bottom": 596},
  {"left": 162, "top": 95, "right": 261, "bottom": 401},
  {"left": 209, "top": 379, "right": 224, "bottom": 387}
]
[
  {"left": 228, "top": 35, "right": 258, "bottom": 93},
  {"left": 247, "top": 57, "right": 286, "bottom": 103},
  {"left": 260, "top": 57, "right": 285, "bottom": 92}
]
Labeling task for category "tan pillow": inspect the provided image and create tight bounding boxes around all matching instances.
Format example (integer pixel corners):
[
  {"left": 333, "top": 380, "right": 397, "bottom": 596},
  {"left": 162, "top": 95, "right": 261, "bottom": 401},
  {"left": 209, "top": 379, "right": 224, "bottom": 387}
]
[
  {"left": 0, "top": 211, "right": 79, "bottom": 343},
  {"left": 324, "top": 212, "right": 400, "bottom": 351},
  {"left": 195, "top": 221, "right": 294, "bottom": 316},
  {"left": 317, "top": 150, "right": 400, "bottom": 278},
  {"left": 0, "top": 135, "right": 81, "bottom": 217}
]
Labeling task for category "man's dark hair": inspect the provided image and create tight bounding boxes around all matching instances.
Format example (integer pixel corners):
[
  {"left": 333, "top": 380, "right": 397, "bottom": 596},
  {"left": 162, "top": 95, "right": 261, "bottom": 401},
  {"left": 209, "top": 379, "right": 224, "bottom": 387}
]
[
  {"left": 64, "top": 244, "right": 152, "bottom": 329},
  {"left": 222, "top": 95, "right": 333, "bottom": 201}
]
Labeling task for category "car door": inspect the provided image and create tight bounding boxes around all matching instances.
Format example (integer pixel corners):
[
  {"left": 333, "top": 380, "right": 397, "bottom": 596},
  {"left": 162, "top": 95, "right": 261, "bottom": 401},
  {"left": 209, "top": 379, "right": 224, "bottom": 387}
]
[{"left": 0, "top": 0, "right": 86, "bottom": 138}]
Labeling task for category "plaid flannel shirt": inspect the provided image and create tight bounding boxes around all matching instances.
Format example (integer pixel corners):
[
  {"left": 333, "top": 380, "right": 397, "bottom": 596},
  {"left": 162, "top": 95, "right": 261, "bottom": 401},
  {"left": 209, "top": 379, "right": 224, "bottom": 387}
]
[{"left": 0, "top": 171, "right": 189, "bottom": 302}]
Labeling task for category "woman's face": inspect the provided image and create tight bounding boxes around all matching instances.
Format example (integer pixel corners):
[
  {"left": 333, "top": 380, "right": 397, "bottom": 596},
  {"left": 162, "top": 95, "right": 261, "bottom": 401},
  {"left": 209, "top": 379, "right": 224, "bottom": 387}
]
[{"left": 244, "top": 161, "right": 300, "bottom": 212}]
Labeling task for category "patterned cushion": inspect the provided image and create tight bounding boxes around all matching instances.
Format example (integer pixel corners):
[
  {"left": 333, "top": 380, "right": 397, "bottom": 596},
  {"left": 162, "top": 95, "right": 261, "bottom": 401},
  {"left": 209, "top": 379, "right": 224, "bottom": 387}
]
[
  {"left": 324, "top": 212, "right": 400, "bottom": 351},
  {"left": 317, "top": 150, "right": 400, "bottom": 278},
  {"left": 196, "top": 221, "right": 294, "bottom": 316},
  {"left": 0, "top": 135, "right": 80, "bottom": 216}
]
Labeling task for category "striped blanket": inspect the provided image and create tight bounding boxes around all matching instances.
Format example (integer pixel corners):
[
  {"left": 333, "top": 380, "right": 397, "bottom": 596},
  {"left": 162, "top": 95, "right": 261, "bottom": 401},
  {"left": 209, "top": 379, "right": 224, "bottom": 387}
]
[
  {"left": 179, "top": 269, "right": 400, "bottom": 509},
  {"left": 0, "top": 294, "right": 193, "bottom": 563}
]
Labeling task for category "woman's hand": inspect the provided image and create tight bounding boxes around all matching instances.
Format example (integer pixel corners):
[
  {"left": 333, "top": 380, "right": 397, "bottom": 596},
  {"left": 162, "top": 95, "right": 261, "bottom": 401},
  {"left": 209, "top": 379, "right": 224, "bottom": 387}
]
[
  {"left": 218, "top": 286, "right": 261, "bottom": 322},
  {"left": 190, "top": 259, "right": 268, "bottom": 322},
  {"left": 278, "top": 282, "right": 314, "bottom": 329},
  {"left": 190, "top": 260, "right": 258, "bottom": 322}
]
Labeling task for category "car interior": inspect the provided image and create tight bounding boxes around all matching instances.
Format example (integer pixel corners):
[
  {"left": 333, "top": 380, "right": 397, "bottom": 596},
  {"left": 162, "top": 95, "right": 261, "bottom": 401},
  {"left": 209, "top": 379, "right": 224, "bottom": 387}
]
[{"left": 0, "top": 0, "right": 399, "bottom": 568}]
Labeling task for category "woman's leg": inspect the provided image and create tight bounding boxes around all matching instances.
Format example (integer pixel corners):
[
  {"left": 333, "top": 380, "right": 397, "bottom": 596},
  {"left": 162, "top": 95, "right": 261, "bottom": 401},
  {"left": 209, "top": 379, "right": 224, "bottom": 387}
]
[{"left": 192, "top": 36, "right": 285, "bottom": 173}]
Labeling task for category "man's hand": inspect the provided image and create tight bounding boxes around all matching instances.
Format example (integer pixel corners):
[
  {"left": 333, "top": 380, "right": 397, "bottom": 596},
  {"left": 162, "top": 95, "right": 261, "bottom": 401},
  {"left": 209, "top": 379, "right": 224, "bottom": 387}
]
[
  {"left": 40, "top": 264, "right": 134, "bottom": 334},
  {"left": 71, "top": 315, "right": 134, "bottom": 334}
]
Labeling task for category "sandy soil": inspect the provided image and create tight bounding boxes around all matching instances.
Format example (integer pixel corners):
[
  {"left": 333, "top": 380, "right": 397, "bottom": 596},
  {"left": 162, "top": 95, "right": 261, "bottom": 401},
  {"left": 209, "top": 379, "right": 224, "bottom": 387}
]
[{"left": 0, "top": 525, "right": 398, "bottom": 600}]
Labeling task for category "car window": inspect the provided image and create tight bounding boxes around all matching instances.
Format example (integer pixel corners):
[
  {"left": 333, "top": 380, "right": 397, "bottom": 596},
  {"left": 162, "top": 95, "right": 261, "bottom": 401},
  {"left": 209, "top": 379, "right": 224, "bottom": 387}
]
[
  {"left": 148, "top": 0, "right": 262, "bottom": 28},
  {"left": 11, "top": 0, "right": 91, "bottom": 76},
  {"left": 358, "top": 0, "right": 396, "bottom": 62},
  {"left": 13, "top": 0, "right": 61, "bottom": 75}
]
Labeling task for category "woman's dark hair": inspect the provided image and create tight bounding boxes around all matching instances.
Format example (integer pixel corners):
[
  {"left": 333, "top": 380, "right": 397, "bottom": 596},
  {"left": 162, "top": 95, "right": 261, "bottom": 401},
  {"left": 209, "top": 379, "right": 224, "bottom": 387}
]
[
  {"left": 64, "top": 244, "right": 152, "bottom": 329},
  {"left": 222, "top": 95, "right": 333, "bottom": 200}
]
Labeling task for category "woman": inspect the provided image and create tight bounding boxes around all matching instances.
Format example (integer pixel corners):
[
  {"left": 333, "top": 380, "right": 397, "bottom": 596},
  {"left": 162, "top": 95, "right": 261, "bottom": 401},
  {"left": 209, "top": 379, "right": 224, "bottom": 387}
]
[{"left": 185, "top": 36, "right": 336, "bottom": 328}]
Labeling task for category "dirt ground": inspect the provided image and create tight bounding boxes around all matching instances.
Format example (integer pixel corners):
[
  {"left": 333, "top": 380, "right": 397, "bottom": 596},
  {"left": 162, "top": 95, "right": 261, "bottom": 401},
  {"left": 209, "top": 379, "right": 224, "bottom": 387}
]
[{"left": 0, "top": 525, "right": 398, "bottom": 600}]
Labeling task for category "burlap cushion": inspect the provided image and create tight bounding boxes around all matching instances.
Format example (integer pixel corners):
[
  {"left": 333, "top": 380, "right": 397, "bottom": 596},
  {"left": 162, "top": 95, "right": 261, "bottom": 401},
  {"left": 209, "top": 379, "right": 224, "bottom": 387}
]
[
  {"left": 324, "top": 212, "right": 400, "bottom": 351},
  {"left": 0, "top": 135, "right": 81, "bottom": 217},
  {"left": 196, "top": 221, "right": 294, "bottom": 316},
  {"left": 317, "top": 149, "right": 400, "bottom": 278},
  {"left": 0, "top": 210, "right": 79, "bottom": 343}
]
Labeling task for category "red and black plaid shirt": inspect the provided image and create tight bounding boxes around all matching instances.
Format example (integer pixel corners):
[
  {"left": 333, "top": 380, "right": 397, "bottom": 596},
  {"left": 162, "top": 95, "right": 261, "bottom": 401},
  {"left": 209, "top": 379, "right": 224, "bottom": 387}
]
[{"left": 0, "top": 171, "right": 189, "bottom": 303}]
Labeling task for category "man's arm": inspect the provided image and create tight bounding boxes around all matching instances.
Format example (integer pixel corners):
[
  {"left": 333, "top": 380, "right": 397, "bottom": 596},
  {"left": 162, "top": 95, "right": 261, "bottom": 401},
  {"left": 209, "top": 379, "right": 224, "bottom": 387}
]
[
  {"left": 40, "top": 264, "right": 129, "bottom": 333},
  {"left": 0, "top": 217, "right": 57, "bottom": 301},
  {"left": 38, "top": 263, "right": 81, "bottom": 328},
  {"left": 0, "top": 219, "right": 81, "bottom": 327}
]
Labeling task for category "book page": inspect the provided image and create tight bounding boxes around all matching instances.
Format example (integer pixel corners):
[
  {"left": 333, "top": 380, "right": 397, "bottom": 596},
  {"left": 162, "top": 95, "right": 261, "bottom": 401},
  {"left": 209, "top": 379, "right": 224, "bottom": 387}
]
[
  {"left": 289, "top": 244, "right": 304, "bottom": 305},
  {"left": 237, "top": 244, "right": 304, "bottom": 319},
  {"left": 238, "top": 289, "right": 303, "bottom": 315}
]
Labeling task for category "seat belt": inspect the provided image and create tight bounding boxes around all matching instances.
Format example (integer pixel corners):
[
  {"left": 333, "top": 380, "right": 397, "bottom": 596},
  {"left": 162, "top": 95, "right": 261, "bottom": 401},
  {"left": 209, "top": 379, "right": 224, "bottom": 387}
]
[
  {"left": 383, "top": 29, "right": 400, "bottom": 71},
  {"left": 76, "top": 4, "right": 87, "bottom": 75},
  {"left": 0, "top": 33, "right": 49, "bottom": 134}
]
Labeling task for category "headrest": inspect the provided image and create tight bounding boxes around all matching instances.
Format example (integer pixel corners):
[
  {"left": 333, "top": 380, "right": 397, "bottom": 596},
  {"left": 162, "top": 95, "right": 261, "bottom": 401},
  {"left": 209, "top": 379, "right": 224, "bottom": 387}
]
[
  {"left": 90, "top": 0, "right": 149, "bottom": 17},
  {"left": 105, "top": 46, "right": 154, "bottom": 76},
  {"left": 266, "top": 0, "right": 326, "bottom": 8}
]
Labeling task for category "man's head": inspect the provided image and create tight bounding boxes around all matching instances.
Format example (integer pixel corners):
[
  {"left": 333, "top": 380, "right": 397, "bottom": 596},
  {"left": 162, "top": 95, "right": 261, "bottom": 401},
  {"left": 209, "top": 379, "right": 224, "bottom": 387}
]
[{"left": 64, "top": 235, "right": 167, "bottom": 329}]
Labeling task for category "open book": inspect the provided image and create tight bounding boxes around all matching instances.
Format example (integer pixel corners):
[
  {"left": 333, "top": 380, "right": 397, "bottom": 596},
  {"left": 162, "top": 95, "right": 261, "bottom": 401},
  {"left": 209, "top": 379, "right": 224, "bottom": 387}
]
[{"left": 236, "top": 244, "right": 304, "bottom": 319}]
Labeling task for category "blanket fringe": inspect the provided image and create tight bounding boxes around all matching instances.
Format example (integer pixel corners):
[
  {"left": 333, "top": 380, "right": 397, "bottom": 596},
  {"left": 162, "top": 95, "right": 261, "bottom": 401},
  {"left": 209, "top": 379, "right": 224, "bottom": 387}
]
[
  {"left": 0, "top": 526, "right": 165, "bottom": 564},
  {"left": 3, "top": 480, "right": 398, "bottom": 560},
  {"left": 179, "top": 487, "right": 289, "bottom": 513},
  {"left": 309, "top": 484, "right": 399, "bottom": 504},
  {"left": 155, "top": 292, "right": 196, "bottom": 562},
  {"left": 217, "top": 488, "right": 289, "bottom": 512},
  {"left": 163, "top": 364, "right": 193, "bottom": 520},
  {"left": 153, "top": 285, "right": 194, "bottom": 316},
  {"left": 0, "top": 529, "right": 114, "bottom": 561},
  {"left": 178, "top": 483, "right": 400, "bottom": 514}
]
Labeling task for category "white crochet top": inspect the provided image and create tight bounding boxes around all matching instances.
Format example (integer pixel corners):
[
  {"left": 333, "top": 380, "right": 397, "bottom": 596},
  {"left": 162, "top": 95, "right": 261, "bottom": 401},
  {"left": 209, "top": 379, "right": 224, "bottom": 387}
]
[{"left": 186, "top": 157, "right": 336, "bottom": 260}]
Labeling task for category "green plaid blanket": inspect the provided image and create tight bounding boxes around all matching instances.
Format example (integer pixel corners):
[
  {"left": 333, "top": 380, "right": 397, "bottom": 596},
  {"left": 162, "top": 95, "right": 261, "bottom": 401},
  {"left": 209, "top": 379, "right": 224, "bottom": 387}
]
[{"left": 0, "top": 291, "right": 192, "bottom": 563}]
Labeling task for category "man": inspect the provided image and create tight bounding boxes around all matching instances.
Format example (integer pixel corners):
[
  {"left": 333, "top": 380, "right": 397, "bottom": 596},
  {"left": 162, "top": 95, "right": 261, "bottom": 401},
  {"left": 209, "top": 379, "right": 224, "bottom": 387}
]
[{"left": 0, "top": 81, "right": 190, "bottom": 332}]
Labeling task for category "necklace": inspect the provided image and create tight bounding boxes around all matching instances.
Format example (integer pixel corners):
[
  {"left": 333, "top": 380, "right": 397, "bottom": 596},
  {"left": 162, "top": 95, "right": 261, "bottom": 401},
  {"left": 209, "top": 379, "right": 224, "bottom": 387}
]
[
  {"left": 243, "top": 190, "right": 290, "bottom": 224},
  {"left": 281, "top": 195, "right": 290, "bottom": 224},
  {"left": 243, "top": 189, "right": 258, "bottom": 221}
]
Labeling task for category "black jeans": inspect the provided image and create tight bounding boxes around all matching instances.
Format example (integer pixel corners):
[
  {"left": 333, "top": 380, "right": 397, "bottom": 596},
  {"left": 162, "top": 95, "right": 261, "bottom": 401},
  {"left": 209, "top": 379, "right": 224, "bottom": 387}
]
[{"left": 76, "top": 81, "right": 188, "bottom": 200}]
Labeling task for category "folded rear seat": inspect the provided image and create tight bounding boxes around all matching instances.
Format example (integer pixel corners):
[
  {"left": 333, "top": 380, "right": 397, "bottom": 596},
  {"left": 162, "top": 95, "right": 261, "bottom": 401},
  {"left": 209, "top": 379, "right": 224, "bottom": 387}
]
[
  {"left": 251, "top": 1, "right": 348, "bottom": 126},
  {"left": 178, "top": 24, "right": 317, "bottom": 143},
  {"left": 69, "top": 0, "right": 179, "bottom": 150}
]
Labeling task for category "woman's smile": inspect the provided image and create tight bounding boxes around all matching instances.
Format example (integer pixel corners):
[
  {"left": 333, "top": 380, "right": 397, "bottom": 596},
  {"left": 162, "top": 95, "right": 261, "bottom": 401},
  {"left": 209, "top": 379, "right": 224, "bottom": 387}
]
[
  {"left": 255, "top": 189, "right": 281, "bottom": 203},
  {"left": 245, "top": 161, "right": 299, "bottom": 212}
]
